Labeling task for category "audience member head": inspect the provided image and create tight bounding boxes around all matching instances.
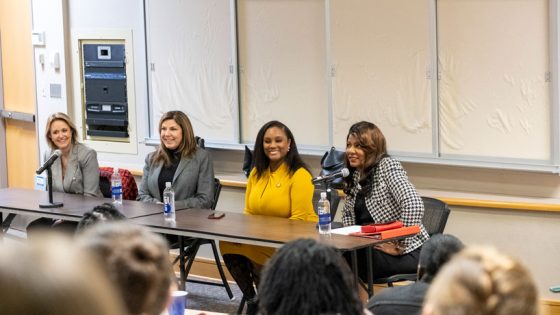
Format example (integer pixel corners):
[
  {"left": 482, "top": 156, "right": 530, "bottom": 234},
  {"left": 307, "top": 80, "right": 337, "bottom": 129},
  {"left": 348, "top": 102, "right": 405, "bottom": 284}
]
[
  {"left": 0, "top": 234, "right": 125, "bottom": 315},
  {"left": 77, "top": 202, "right": 127, "bottom": 232},
  {"left": 152, "top": 110, "right": 197, "bottom": 167},
  {"left": 45, "top": 112, "right": 79, "bottom": 151},
  {"left": 78, "top": 223, "right": 173, "bottom": 315},
  {"left": 345, "top": 121, "right": 387, "bottom": 171},
  {"left": 258, "top": 238, "right": 363, "bottom": 315},
  {"left": 253, "top": 120, "right": 307, "bottom": 177},
  {"left": 423, "top": 246, "right": 539, "bottom": 315},
  {"left": 418, "top": 234, "right": 464, "bottom": 283}
]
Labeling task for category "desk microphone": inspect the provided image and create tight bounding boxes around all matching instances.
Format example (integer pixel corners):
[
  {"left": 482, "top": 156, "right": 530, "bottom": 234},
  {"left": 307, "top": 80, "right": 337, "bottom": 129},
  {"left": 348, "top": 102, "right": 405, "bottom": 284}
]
[
  {"left": 312, "top": 168, "right": 350, "bottom": 184},
  {"left": 36, "top": 149, "right": 62, "bottom": 174}
]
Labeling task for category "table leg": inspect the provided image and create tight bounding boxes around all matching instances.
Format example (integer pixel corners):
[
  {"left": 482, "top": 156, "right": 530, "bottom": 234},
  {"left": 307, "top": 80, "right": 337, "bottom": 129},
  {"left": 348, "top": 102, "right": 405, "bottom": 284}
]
[
  {"left": 1, "top": 213, "right": 16, "bottom": 238},
  {"left": 367, "top": 246, "right": 373, "bottom": 297},
  {"left": 351, "top": 250, "right": 358, "bottom": 289},
  {"left": 179, "top": 236, "right": 186, "bottom": 290}
]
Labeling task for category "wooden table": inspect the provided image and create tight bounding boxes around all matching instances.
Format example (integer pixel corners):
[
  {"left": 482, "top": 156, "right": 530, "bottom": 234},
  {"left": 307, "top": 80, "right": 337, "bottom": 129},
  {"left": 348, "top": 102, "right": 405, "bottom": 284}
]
[
  {"left": 0, "top": 188, "right": 417, "bottom": 296},
  {"left": 131, "top": 209, "right": 406, "bottom": 296},
  {"left": 130, "top": 208, "right": 380, "bottom": 250},
  {"left": 0, "top": 188, "right": 163, "bottom": 233}
]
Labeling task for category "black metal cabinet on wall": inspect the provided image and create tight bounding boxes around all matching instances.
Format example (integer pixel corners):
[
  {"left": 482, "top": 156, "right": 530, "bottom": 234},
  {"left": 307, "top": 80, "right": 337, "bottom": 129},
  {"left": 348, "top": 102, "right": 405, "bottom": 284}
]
[{"left": 83, "top": 44, "right": 128, "bottom": 138}]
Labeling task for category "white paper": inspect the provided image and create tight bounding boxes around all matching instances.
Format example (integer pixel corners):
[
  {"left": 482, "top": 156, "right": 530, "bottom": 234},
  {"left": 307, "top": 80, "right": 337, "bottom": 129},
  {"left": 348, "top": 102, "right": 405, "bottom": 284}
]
[{"left": 331, "top": 225, "right": 361, "bottom": 235}]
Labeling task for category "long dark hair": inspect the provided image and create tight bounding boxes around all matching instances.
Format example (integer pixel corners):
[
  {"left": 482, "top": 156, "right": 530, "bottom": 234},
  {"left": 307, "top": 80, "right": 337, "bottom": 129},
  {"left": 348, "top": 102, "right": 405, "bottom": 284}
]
[
  {"left": 151, "top": 111, "right": 197, "bottom": 167},
  {"left": 252, "top": 121, "right": 308, "bottom": 178},
  {"left": 258, "top": 238, "right": 363, "bottom": 315},
  {"left": 343, "top": 121, "right": 388, "bottom": 194}
]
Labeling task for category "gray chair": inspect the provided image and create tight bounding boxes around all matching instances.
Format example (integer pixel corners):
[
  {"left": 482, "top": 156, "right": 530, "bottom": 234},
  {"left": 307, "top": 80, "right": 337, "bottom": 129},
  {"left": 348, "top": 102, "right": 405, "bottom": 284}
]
[
  {"left": 373, "top": 196, "right": 451, "bottom": 287},
  {"left": 174, "top": 137, "right": 234, "bottom": 299},
  {"left": 175, "top": 178, "right": 234, "bottom": 299}
]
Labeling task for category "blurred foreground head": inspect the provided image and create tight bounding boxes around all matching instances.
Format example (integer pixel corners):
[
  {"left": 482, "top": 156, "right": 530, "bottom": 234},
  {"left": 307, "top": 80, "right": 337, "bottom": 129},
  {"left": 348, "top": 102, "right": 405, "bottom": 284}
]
[
  {"left": 0, "top": 234, "right": 125, "bottom": 315},
  {"left": 259, "top": 238, "right": 363, "bottom": 315},
  {"left": 423, "top": 246, "right": 539, "bottom": 315},
  {"left": 78, "top": 222, "right": 173, "bottom": 315}
]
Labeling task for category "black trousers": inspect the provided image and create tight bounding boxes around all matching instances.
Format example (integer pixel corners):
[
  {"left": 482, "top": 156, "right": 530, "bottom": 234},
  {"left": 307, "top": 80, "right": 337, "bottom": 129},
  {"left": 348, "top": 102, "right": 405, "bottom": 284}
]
[
  {"left": 26, "top": 218, "right": 79, "bottom": 236},
  {"left": 345, "top": 247, "right": 421, "bottom": 282}
]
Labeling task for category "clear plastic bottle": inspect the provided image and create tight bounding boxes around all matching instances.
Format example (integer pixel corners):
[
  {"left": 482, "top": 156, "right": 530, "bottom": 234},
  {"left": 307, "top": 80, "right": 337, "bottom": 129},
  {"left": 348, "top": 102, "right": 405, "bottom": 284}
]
[
  {"left": 317, "top": 191, "right": 331, "bottom": 235},
  {"left": 163, "top": 182, "right": 176, "bottom": 221},
  {"left": 111, "top": 168, "right": 123, "bottom": 205}
]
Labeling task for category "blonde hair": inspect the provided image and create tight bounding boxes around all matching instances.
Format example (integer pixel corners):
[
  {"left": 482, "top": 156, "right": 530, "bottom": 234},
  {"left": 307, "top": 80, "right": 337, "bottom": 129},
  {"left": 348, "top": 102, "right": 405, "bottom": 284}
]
[
  {"left": 0, "top": 234, "right": 125, "bottom": 315},
  {"left": 151, "top": 111, "right": 197, "bottom": 167},
  {"left": 424, "top": 246, "right": 539, "bottom": 315},
  {"left": 45, "top": 112, "right": 79, "bottom": 149}
]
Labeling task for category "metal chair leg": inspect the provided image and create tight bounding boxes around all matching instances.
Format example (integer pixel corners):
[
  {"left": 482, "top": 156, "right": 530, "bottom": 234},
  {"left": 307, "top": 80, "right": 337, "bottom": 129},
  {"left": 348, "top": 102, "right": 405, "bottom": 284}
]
[
  {"left": 210, "top": 240, "right": 234, "bottom": 299},
  {"left": 237, "top": 296, "right": 246, "bottom": 314}
]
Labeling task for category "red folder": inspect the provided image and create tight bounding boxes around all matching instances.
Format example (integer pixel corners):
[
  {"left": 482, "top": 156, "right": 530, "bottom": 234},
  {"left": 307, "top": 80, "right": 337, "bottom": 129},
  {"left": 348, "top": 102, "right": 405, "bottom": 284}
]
[
  {"left": 361, "top": 221, "right": 404, "bottom": 233},
  {"left": 350, "top": 225, "right": 420, "bottom": 240}
]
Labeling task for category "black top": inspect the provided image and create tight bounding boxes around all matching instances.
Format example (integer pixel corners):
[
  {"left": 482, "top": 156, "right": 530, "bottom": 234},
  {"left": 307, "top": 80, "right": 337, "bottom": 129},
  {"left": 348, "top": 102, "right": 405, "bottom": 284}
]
[
  {"left": 354, "top": 188, "right": 373, "bottom": 225},
  {"left": 157, "top": 150, "right": 181, "bottom": 201},
  {"left": 353, "top": 166, "right": 376, "bottom": 225},
  {"left": 366, "top": 281, "right": 429, "bottom": 315}
]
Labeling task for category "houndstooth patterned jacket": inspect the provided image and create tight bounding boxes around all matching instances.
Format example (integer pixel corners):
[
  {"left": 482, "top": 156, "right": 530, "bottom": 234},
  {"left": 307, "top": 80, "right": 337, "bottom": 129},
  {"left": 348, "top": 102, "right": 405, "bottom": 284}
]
[{"left": 342, "top": 157, "right": 429, "bottom": 254}]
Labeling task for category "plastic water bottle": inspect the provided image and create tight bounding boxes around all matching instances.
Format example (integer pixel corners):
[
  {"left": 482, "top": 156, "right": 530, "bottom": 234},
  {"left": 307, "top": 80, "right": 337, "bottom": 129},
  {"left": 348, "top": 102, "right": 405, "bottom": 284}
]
[
  {"left": 111, "top": 168, "right": 123, "bottom": 205},
  {"left": 163, "top": 182, "right": 176, "bottom": 221},
  {"left": 318, "top": 191, "right": 331, "bottom": 235}
]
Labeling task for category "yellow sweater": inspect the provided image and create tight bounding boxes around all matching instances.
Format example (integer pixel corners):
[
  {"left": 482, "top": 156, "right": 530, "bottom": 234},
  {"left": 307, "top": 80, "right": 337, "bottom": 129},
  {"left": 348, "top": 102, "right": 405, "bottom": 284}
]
[{"left": 220, "top": 163, "right": 317, "bottom": 265}]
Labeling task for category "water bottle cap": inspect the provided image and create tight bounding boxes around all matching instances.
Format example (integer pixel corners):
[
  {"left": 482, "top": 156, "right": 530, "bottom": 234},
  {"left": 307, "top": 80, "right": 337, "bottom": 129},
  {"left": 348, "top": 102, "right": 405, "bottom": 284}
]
[
  {"left": 320, "top": 192, "right": 327, "bottom": 198},
  {"left": 113, "top": 168, "right": 119, "bottom": 174},
  {"left": 165, "top": 182, "right": 172, "bottom": 187}
]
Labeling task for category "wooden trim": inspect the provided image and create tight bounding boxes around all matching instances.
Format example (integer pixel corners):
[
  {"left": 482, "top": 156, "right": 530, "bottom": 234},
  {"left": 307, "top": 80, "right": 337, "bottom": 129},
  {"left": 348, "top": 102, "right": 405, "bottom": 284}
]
[
  {"left": 123, "top": 168, "right": 560, "bottom": 213},
  {"left": 435, "top": 197, "right": 560, "bottom": 213},
  {"left": 542, "top": 298, "right": 560, "bottom": 315},
  {"left": 170, "top": 253, "right": 233, "bottom": 282}
]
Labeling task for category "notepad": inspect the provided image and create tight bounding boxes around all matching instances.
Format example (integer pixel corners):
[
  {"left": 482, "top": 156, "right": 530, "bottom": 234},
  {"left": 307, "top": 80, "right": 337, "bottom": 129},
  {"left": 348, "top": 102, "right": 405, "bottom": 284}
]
[{"left": 349, "top": 225, "right": 421, "bottom": 240}]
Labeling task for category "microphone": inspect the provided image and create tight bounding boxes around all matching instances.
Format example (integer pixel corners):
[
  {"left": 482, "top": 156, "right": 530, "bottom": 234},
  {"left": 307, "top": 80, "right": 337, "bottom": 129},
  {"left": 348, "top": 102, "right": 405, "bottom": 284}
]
[
  {"left": 312, "top": 168, "right": 350, "bottom": 184},
  {"left": 36, "top": 149, "right": 62, "bottom": 174}
]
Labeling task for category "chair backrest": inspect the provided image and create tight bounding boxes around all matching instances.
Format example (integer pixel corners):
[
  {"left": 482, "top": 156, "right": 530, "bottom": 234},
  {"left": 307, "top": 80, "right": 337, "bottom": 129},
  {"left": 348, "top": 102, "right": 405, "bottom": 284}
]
[
  {"left": 421, "top": 196, "right": 450, "bottom": 235},
  {"left": 99, "top": 169, "right": 112, "bottom": 198},
  {"left": 195, "top": 136, "right": 205, "bottom": 149},
  {"left": 99, "top": 167, "right": 139, "bottom": 200},
  {"left": 312, "top": 187, "right": 341, "bottom": 221},
  {"left": 212, "top": 178, "right": 222, "bottom": 210}
]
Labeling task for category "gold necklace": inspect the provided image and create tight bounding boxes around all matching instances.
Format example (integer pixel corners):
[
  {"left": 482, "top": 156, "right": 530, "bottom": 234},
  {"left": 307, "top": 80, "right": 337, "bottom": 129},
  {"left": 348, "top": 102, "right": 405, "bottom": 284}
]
[{"left": 270, "top": 167, "right": 287, "bottom": 188}]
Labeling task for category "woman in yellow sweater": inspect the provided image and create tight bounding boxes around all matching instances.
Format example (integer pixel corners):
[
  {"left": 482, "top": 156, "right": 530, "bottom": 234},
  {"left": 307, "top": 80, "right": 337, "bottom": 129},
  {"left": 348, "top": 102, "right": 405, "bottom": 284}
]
[{"left": 220, "top": 120, "right": 317, "bottom": 314}]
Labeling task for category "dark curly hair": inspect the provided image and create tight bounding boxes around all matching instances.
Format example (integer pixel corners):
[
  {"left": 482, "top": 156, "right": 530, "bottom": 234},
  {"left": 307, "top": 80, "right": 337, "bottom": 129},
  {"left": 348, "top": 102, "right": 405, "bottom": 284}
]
[
  {"left": 258, "top": 238, "right": 363, "bottom": 315},
  {"left": 77, "top": 203, "right": 126, "bottom": 232}
]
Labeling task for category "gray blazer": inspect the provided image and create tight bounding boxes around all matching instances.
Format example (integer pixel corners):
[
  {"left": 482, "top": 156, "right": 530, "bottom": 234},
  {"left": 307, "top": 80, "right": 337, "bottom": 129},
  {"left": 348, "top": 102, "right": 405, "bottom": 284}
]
[
  {"left": 137, "top": 148, "right": 215, "bottom": 210},
  {"left": 45, "top": 143, "right": 102, "bottom": 197}
]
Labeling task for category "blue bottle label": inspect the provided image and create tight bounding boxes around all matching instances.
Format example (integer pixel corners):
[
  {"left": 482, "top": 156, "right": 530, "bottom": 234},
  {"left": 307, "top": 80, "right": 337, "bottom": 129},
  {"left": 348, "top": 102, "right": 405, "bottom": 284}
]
[
  {"left": 164, "top": 203, "right": 171, "bottom": 214},
  {"left": 111, "top": 186, "right": 122, "bottom": 195},
  {"left": 319, "top": 213, "right": 330, "bottom": 225}
]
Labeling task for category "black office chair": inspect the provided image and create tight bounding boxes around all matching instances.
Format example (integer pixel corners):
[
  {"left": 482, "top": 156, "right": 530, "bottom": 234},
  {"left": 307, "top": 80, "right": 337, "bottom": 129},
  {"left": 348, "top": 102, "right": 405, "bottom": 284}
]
[
  {"left": 174, "top": 178, "right": 234, "bottom": 299},
  {"left": 373, "top": 196, "right": 451, "bottom": 287}
]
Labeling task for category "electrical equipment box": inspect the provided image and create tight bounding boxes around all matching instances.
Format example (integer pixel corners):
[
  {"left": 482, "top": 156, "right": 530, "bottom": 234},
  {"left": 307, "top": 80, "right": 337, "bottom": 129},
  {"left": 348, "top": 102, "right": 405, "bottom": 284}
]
[{"left": 82, "top": 44, "right": 128, "bottom": 138}]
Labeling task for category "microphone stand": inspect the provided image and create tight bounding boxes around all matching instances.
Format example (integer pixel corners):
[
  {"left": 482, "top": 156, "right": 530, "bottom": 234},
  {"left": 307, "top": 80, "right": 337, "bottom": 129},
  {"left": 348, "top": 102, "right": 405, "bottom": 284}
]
[{"left": 39, "top": 166, "right": 63, "bottom": 208}]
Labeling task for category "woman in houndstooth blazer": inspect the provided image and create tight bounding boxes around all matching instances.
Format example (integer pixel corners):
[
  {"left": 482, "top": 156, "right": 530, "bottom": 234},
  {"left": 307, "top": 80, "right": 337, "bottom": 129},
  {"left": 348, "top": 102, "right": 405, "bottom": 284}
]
[{"left": 342, "top": 121, "right": 430, "bottom": 281}]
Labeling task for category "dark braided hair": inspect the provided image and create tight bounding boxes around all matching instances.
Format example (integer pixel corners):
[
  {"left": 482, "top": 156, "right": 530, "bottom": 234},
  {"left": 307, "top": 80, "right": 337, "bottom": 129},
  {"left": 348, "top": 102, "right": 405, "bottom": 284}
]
[{"left": 258, "top": 238, "right": 363, "bottom": 315}]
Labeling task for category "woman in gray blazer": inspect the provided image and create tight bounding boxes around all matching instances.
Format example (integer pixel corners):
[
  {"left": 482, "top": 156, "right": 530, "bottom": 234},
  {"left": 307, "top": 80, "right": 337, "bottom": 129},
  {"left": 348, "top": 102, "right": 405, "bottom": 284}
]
[
  {"left": 28, "top": 112, "right": 102, "bottom": 234},
  {"left": 137, "top": 111, "right": 214, "bottom": 210}
]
